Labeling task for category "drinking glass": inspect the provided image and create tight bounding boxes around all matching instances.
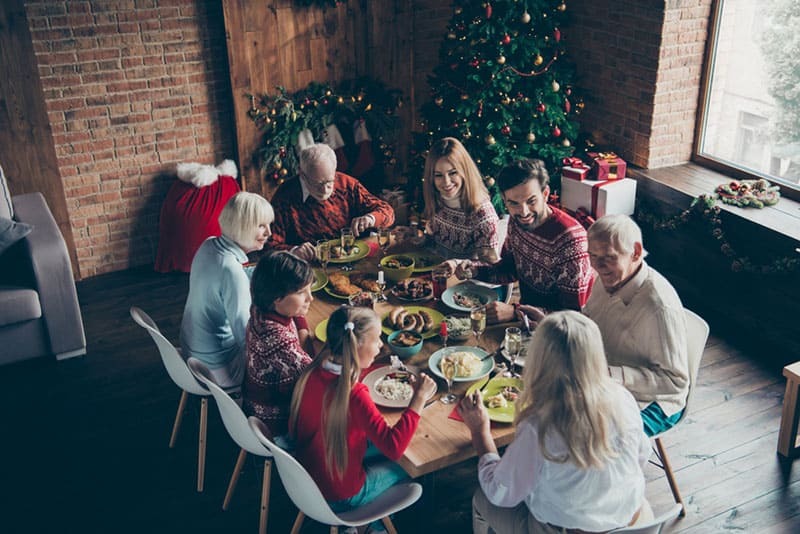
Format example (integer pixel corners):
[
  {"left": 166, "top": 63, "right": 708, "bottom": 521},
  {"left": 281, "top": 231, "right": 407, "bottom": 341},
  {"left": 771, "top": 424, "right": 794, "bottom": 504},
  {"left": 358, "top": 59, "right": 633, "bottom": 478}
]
[
  {"left": 315, "top": 240, "right": 331, "bottom": 273},
  {"left": 440, "top": 355, "right": 457, "bottom": 404},
  {"left": 340, "top": 228, "right": 355, "bottom": 272},
  {"left": 504, "top": 327, "right": 522, "bottom": 377},
  {"left": 378, "top": 228, "right": 392, "bottom": 257},
  {"left": 432, "top": 266, "right": 449, "bottom": 300},
  {"left": 376, "top": 270, "right": 387, "bottom": 302},
  {"left": 470, "top": 305, "right": 487, "bottom": 349}
]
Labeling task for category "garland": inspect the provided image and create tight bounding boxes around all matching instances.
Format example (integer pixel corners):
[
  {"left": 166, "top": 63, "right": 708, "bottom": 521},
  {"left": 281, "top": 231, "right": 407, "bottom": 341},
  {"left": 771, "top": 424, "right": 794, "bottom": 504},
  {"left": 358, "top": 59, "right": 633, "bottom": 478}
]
[
  {"left": 246, "top": 79, "right": 402, "bottom": 182},
  {"left": 635, "top": 194, "right": 799, "bottom": 275}
]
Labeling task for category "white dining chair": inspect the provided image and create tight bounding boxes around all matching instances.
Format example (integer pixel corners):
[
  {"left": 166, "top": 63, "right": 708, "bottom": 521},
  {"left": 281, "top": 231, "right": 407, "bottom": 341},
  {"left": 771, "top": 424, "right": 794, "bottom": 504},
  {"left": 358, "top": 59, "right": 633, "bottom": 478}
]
[
  {"left": 609, "top": 503, "right": 683, "bottom": 533},
  {"left": 187, "top": 358, "right": 274, "bottom": 534},
  {"left": 649, "top": 308, "right": 709, "bottom": 518},
  {"left": 248, "top": 416, "right": 422, "bottom": 534}
]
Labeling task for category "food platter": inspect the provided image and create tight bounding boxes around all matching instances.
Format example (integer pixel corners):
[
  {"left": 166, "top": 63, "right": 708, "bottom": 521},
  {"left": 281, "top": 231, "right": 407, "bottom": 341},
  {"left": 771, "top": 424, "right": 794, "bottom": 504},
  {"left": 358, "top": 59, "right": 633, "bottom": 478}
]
[
  {"left": 314, "top": 318, "right": 329, "bottom": 342},
  {"left": 427, "top": 346, "right": 493, "bottom": 383},
  {"left": 390, "top": 277, "right": 434, "bottom": 302},
  {"left": 362, "top": 366, "right": 414, "bottom": 408},
  {"left": 323, "top": 285, "right": 353, "bottom": 300},
  {"left": 407, "top": 252, "right": 444, "bottom": 273},
  {"left": 381, "top": 306, "right": 444, "bottom": 340},
  {"left": 466, "top": 376, "right": 523, "bottom": 423},
  {"left": 310, "top": 269, "right": 328, "bottom": 292},
  {"left": 441, "top": 281, "right": 498, "bottom": 312},
  {"left": 325, "top": 239, "right": 370, "bottom": 264}
]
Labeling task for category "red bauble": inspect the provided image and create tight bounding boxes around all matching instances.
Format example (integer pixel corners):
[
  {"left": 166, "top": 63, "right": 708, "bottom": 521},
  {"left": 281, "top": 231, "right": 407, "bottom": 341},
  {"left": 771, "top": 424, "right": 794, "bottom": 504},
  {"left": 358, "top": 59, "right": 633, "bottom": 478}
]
[
  {"left": 564, "top": 99, "right": 571, "bottom": 113},
  {"left": 469, "top": 59, "right": 480, "bottom": 68},
  {"left": 537, "top": 102, "right": 546, "bottom": 113},
  {"left": 552, "top": 126, "right": 561, "bottom": 137},
  {"left": 565, "top": 87, "right": 572, "bottom": 96},
  {"left": 485, "top": 2, "right": 492, "bottom": 19},
  {"left": 501, "top": 34, "right": 511, "bottom": 45},
  {"left": 501, "top": 125, "right": 511, "bottom": 135},
  {"left": 554, "top": 28, "right": 561, "bottom": 42}
]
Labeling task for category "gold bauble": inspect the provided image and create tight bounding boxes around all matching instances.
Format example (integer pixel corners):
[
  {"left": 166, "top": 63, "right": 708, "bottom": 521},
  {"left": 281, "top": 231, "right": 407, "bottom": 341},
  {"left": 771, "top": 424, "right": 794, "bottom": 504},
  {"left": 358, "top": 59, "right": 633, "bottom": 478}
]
[
  {"left": 552, "top": 80, "right": 560, "bottom": 92},
  {"left": 534, "top": 54, "right": 544, "bottom": 66},
  {"left": 497, "top": 55, "right": 506, "bottom": 64},
  {"left": 562, "top": 139, "right": 571, "bottom": 147},
  {"left": 521, "top": 12, "right": 531, "bottom": 23},
  {"left": 527, "top": 132, "right": 536, "bottom": 143},
  {"left": 557, "top": 2, "right": 566, "bottom": 11},
  {"left": 485, "top": 177, "right": 495, "bottom": 187},
  {"left": 279, "top": 168, "right": 288, "bottom": 176},
  {"left": 485, "top": 135, "right": 496, "bottom": 145}
]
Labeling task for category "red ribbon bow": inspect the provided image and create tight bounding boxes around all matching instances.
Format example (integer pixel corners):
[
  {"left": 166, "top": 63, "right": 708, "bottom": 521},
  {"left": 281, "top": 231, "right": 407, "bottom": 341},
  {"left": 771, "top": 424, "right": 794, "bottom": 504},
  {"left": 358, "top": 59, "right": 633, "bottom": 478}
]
[{"left": 562, "top": 156, "right": 585, "bottom": 167}]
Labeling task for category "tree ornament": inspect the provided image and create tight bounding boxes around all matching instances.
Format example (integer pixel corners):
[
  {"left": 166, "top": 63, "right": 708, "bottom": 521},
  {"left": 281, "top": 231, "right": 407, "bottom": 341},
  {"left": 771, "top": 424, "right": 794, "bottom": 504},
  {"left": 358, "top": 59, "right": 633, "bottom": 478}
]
[
  {"left": 448, "top": 32, "right": 457, "bottom": 40},
  {"left": 565, "top": 87, "right": 572, "bottom": 96},
  {"left": 435, "top": 97, "right": 444, "bottom": 106},
  {"left": 497, "top": 55, "right": 506, "bottom": 64},
  {"left": 554, "top": 28, "right": 561, "bottom": 42},
  {"left": 564, "top": 99, "right": 571, "bottom": 113},
  {"left": 469, "top": 58, "right": 480, "bottom": 68},
  {"left": 537, "top": 102, "right": 546, "bottom": 113},
  {"left": 501, "top": 95, "right": 511, "bottom": 105},
  {"left": 280, "top": 167, "right": 288, "bottom": 176},
  {"left": 562, "top": 139, "right": 571, "bottom": 147},
  {"left": 460, "top": 93, "right": 470, "bottom": 100},
  {"left": 527, "top": 132, "right": 536, "bottom": 143},
  {"left": 501, "top": 34, "right": 512, "bottom": 45},
  {"left": 557, "top": 2, "right": 566, "bottom": 12},
  {"left": 485, "top": 134, "right": 496, "bottom": 145},
  {"left": 485, "top": 176, "right": 496, "bottom": 187},
  {"left": 521, "top": 11, "right": 531, "bottom": 23},
  {"left": 501, "top": 125, "right": 511, "bottom": 135},
  {"left": 455, "top": 6, "right": 462, "bottom": 14},
  {"left": 534, "top": 54, "right": 544, "bottom": 66},
  {"left": 484, "top": 2, "right": 492, "bottom": 19},
  {"left": 552, "top": 80, "right": 560, "bottom": 92},
  {"left": 477, "top": 101, "right": 484, "bottom": 117},
  {"left": 552, "top": 126, "right": 561, "bottom": 137}
]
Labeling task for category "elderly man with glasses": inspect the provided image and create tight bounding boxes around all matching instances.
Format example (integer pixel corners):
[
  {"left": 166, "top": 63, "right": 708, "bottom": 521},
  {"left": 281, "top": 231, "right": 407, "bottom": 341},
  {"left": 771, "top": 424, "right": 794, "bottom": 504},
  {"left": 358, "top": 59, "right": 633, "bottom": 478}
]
[{"left": 268, "top": 143, "right": 395, "bottom": 261}]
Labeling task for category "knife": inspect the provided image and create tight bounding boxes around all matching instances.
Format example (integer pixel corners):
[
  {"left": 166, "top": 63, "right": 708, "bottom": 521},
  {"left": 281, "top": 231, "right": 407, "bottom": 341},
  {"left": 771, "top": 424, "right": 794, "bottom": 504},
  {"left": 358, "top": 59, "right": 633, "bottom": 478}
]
[{"left": 521, "top": 313, "right": 533, "bottom": 337}]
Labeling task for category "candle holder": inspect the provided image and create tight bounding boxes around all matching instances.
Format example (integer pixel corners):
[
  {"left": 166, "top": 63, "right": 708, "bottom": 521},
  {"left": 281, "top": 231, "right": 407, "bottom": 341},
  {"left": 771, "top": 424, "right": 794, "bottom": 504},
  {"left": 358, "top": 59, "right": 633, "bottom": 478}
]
[{"left": 376, "top": 270, "right": 387, "bottom": 301}]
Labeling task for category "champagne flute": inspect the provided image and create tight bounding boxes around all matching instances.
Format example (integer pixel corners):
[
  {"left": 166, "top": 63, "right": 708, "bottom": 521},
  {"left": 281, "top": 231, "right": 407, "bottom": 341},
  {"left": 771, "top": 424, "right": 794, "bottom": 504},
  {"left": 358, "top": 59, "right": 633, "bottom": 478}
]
[
  {"left": 470, "top": 305, "right": 487, "bottom": 350},
  {"left": 504, "top": 327, "right": 522, "bottom": 378},
  {"left": 316, "top": 240, "right": 331, "bottom": 273},
  {"left": 440, "top": 355, "right": 457, "bottom": 404},
  {"left": 378, "top": 228, "right": 392, "bottom": 257},
  {"left": 340, "top": 228, "right": 355, "bottom": 272}
]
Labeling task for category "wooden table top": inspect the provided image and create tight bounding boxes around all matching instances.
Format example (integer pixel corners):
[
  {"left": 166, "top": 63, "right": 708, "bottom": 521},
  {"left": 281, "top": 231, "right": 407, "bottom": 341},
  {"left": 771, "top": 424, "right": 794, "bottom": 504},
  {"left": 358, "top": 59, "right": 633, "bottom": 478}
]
[{"left": 307, "top": 238, "right": 518, "bottom": 478}]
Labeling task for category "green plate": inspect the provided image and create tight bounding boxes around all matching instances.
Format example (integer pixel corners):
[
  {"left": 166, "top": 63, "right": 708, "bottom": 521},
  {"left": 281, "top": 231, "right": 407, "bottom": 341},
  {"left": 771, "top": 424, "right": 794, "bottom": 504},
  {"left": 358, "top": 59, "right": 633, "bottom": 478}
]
[
  {"left": 324, "top": 285, "right": 354, "bottom": 300},
  {"left": 381, "top": 306, "right": 445, "bottom": 340},
  {"left": 326, "top": 239, "right": 370, "bottom": 264},
  {"left": 314, "top": 318, "right": 329, "bottom": 343},
  {"left": 311, "top": 269, "right": 328, "bottom": 292},
  {"left": 408, "top": 252, "right": 445, "bottom": 272},
  {"left": 466, "top": 376, "right": 523, "bottom": 423}
]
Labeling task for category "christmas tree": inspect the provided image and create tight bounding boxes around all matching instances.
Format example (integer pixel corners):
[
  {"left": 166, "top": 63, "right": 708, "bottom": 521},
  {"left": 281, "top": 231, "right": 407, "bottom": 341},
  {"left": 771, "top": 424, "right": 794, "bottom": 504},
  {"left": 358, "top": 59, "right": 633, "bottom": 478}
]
[{"left": 412, "top": 0, "right": 583, "bottom": 212}]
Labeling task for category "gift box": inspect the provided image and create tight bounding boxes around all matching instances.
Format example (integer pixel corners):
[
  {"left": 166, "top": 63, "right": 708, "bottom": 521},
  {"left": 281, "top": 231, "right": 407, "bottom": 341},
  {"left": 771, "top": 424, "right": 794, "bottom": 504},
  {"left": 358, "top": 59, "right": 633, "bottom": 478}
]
[
  {"left": 587, "top": 152, "right": 627, "bottom": 181},
  {"left": 560, "top": 177, "right": 637, "bottom": 219},
  {"left": 561, "top": 157, "right": 591, "bottom": 181}
]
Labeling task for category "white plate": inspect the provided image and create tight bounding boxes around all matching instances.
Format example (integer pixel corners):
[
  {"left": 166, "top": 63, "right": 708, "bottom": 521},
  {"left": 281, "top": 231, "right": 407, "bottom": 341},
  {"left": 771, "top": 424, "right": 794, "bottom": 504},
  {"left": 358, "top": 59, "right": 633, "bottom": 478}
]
[
  {"left": 441, "top": 282, "right": 498, "bottom": 312},
  {"left": 362, "top": 366, "right": 414, "bottom": 408},
  {"left": 428, "top": 346, "right": 493, "bottom": 383}
]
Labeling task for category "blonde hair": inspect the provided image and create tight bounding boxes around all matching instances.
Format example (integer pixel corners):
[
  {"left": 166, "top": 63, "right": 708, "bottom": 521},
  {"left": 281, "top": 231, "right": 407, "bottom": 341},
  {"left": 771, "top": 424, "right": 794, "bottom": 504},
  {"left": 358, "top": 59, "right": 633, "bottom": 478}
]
[
  {"left": 422, "top": 137, "right": 489, "bottom": 220},
  {"left": 288, "top": 305, "right": 380, "bottom": 480},
  {"left": 218, "top": 192, "right": 274, "bottom": 248},
  {"left": 515, "top": 311, "right": 622, "bottom": 469}
]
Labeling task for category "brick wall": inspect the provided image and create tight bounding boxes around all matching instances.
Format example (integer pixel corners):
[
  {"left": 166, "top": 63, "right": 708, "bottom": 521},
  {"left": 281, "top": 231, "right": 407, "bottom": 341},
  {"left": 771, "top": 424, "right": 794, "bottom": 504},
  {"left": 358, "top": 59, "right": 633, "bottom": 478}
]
[{"left": 24, "top": 0, "right": 235, "bottom": 278}]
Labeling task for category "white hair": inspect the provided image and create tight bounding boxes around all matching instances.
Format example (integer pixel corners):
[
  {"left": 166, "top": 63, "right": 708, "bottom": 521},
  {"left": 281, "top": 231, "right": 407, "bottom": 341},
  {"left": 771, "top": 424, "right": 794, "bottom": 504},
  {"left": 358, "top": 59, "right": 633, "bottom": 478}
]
[
  {"left": 299, "top": 143, "right": 337, "bottom": 176},
  {"left": 218, "top": 192, "right": 274, "bottom": 248},
  {"left": 587, "top": 214, "right": 643, "bottom": 255}
]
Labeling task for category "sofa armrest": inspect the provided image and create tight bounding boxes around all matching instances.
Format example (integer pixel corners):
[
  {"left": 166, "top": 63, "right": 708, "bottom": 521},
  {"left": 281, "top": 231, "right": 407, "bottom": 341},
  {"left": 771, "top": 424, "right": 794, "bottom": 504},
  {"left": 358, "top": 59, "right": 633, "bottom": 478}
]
[{"left": 12, "top": 193, "right": 86, "bottom": 358}]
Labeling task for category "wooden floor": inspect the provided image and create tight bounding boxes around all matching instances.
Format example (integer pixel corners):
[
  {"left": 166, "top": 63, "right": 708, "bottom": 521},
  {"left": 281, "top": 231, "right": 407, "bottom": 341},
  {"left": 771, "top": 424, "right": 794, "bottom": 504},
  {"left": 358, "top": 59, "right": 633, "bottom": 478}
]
[{"left": 1, "top": 267, "right": 798, "bottom": 533}]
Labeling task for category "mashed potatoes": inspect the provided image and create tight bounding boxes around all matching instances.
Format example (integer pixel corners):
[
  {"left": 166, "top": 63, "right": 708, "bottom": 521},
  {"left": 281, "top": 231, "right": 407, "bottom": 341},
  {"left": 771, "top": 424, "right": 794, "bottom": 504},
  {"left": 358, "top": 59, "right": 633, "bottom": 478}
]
[{"left": 441, "top": 351, "right": 483, "bottom": 378}]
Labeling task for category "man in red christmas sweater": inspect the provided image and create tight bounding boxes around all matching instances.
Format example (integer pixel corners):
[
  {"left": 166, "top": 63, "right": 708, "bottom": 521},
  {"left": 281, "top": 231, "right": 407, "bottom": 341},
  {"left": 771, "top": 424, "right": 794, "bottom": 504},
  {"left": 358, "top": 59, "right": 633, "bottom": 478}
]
[
  {"left": 445, "top": 158, "right": 594, "bottom": 324},
  {"left": 269, "top": 143, "right": 394, "bottom": 261}
]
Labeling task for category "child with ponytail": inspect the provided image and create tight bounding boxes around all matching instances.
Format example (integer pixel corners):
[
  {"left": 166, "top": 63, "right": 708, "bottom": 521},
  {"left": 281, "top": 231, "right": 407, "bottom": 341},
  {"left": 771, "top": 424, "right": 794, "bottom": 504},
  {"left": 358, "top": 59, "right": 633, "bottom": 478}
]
[{"left": 289, "top": 305, "right": 436, "bottom": 523}]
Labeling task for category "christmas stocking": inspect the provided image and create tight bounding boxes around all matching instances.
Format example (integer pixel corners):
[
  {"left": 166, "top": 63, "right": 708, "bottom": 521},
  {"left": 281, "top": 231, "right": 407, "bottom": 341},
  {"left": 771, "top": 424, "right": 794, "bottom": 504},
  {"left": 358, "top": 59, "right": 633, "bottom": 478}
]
[
  {"left": 349, "top": 119, "right": 376, "bottom": 177},
  {"left": 323, "top": 124, "right": 349, "bottom": 172},
  {"left": 295, "top": 128, "right": 315, "bottom": 159}
]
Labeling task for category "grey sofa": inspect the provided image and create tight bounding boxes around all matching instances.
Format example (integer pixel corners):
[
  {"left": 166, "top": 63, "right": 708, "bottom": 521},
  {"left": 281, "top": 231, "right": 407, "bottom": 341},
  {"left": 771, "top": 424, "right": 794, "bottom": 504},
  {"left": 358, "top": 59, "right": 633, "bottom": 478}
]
[{"left": 0, "top": 193, "right": 86, "bottom": 365}]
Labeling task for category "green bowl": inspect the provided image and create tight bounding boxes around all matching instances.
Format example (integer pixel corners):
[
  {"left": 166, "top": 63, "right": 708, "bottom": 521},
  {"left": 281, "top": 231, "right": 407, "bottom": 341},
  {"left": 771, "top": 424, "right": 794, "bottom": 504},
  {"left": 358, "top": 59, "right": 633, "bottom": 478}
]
[{"left": 380, "top": 254, "right": 415, "bottom": 282}]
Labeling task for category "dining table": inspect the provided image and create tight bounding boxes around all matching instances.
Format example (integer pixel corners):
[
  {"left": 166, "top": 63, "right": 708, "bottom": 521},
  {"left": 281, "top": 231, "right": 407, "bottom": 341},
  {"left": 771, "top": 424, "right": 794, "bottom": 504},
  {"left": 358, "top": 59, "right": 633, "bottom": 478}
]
[{"left": 306, "top": 233, "right": 522, "bottom": 479}]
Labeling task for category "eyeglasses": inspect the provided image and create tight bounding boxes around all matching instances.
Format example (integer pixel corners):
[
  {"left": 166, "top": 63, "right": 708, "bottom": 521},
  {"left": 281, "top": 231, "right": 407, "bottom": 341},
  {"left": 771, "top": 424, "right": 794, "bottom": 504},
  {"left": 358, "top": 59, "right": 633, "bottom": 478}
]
[{"left": 302, "top": 172, "right": 335, "bottom": 189}]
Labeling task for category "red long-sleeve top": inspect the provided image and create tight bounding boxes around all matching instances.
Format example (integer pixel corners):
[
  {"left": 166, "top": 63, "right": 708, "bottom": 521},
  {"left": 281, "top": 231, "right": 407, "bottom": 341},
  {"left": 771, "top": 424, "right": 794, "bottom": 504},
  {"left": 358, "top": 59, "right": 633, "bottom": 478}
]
[{"left": 292, "top": 366, "right": 420, "bottom": 501}]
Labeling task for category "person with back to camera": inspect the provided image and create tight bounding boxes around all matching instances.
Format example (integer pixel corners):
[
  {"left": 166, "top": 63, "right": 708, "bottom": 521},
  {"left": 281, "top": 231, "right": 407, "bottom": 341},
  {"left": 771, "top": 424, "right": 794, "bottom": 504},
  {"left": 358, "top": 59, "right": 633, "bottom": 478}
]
[
  {"left": 289, "top": 305, "right": 437, "bottom": 533},
  {"left": 583, "top": 214, "right": 689, "bottom": 437},
  {"left": 441, "top": 158, "right": 594, "bottom": 325},
  {"left": 458, "top": 310, "right": 653, "bottom": 533},
  {"left": 180, "top": 191, "right": 274, "bottom": 389},
  {"left": 243, "top": 250, "right": 316, "bottom": 440},
  {"left": 421, "top": 137, "right": 500, "bottom": 259},
  {"left": 269, "top": 143, "right": 395, "bottom": 262}
]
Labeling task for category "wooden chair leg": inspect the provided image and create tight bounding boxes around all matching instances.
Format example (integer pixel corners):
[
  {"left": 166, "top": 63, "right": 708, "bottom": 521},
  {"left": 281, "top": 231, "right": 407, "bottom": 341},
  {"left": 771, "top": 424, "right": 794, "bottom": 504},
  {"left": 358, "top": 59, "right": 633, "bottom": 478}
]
[
  {"left": 777, "top": 377, "right": 800, "bottom": 458},
  {"left": 222, "top": 448, "right": 247, "bottom": 510},
  {"left": 259, "top": 458, "right": 272, "bottom": 534},
  {"left": 169, "top": 390, "right": 188, "bottom": 448},
  {"left": 655, "top": 437, "right": 686, "bottom": 518},
  {"left": 197, "top": 397, "right": 208, "bottom": 492},
  {"left": 289, "top": 512, "right": 305, "bottom": 534},
  {"left": 382, "top": 516, "right": 398, "bottom": 534}
]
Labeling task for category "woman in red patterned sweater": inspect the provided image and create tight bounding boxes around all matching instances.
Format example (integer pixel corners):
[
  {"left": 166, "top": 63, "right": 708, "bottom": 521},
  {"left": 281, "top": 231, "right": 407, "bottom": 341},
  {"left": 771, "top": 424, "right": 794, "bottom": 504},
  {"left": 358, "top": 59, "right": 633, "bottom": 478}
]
[
  {"left": 243, "top": 251, "right": 316, "bottom": 438},
  {"left": 422, "top": 137, "right": 500, "bottom": 259},
  {"left": 289, "top": 305, "right": 436, "bottom": 519}
]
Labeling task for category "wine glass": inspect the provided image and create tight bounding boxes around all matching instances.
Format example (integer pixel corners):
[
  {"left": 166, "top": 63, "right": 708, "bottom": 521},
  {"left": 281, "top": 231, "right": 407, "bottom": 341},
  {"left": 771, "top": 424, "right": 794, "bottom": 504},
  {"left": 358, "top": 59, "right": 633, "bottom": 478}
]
[
  {"left": 439, "top": 355, "right": 457, "bottom": 404},
  {"left": 340, "top": 228, "right": 355, "bottom": 272},
  {"left": 315, "top": 240, "right": 331, "bottom": 273},
  {"left": 504, "top": 327, "right": 522, "bottom": 378},
  {"left": 378, "top": 228, "right": 392, "bottom": 257},
  {"left": 470, "top": 305, "right": 487, "bottom": 350}
]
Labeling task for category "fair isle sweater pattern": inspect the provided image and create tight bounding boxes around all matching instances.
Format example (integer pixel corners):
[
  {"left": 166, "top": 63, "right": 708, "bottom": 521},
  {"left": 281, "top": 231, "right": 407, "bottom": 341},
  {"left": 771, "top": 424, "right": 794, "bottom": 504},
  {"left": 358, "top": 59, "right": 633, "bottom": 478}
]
[{"left": 429, "top": 198, "right": 500, "bottom": 257}]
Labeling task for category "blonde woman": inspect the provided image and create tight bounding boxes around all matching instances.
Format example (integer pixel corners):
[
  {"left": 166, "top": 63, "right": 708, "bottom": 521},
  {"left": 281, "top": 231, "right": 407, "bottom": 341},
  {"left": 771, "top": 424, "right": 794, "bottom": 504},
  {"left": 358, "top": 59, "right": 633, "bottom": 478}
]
[
  {"left": 458, "top": 311, "right": 652, "bottom": 533},
  {"left": 289, "top": 306, "right": 436, "bottom": 530},
  {"left": 180, "top": 191, "right": 274, "bottom": 389},
  {"left": 422, "top": 137, "right": 500, "bottom": 258}
]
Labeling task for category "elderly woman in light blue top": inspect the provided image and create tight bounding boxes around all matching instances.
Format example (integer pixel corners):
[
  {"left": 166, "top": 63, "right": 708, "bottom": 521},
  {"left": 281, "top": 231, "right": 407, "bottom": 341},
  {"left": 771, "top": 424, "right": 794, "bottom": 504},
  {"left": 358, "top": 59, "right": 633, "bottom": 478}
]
[{"left": 180, "top": 191, "right": 274, "bottom": 389}]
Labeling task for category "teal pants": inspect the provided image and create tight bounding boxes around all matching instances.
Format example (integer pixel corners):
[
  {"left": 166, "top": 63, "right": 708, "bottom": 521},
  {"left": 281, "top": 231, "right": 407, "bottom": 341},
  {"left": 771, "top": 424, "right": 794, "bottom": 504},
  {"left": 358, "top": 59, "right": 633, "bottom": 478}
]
[{"left": 641, "top": 402, "right": 683, "bottom": 437}]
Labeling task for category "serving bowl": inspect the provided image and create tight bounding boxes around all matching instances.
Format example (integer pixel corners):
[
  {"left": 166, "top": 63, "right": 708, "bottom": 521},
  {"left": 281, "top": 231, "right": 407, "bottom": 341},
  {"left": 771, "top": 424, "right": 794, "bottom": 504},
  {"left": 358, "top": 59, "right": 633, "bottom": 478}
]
[
  {"left": 380, "top": 254, "right": 415, "bottom": 282},
  {"left": 387, "top": 329, "right": 424, "bottom": 359}
]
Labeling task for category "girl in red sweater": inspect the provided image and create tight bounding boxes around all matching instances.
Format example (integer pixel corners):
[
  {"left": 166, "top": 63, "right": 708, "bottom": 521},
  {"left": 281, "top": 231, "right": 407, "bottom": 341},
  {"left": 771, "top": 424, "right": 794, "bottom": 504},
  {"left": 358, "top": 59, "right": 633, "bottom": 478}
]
[{"left": 289, "top": 305, "right": 436, "bottom": 522}]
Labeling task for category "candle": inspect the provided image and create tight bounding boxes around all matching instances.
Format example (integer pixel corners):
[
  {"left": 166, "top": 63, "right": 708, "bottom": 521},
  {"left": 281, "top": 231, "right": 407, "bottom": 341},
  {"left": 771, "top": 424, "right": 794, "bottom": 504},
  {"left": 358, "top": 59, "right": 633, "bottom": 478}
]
[{"left": 377, "top": 270, "right": 384, "bottom": 284}]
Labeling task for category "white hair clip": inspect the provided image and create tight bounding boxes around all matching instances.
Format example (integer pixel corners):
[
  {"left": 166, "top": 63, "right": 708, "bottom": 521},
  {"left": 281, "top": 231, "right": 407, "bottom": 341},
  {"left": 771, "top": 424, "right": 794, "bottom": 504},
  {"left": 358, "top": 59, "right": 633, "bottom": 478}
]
[{"left": 344, "top": 321, "right": 355, "bottom": 331}]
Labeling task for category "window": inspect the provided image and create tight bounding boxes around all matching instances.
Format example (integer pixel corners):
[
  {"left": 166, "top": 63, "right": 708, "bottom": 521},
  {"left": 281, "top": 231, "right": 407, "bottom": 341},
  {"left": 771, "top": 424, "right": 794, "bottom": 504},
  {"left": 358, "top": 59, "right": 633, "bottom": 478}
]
[{"left": 695, "top": 0, "right": 800, "bottom": 197}]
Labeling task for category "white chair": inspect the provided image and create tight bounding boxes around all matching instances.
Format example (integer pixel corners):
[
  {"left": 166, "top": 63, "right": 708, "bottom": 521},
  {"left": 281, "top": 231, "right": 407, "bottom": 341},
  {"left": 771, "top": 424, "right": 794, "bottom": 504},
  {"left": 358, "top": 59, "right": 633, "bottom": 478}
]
[
  {"left": 187, "top": 358, "right": 274, "bottom": 534},
  {"left": 248, "top": 416, "right": 422, "bottom": 534},
  {"left": 610, "top": 503, "right": 683, "bottom": 533},
  {"left": 650, "top": 308, "right": 710, "bottom": 518},
  {"left": 130, "top": 306, "right": 215, "bottom": 492}
]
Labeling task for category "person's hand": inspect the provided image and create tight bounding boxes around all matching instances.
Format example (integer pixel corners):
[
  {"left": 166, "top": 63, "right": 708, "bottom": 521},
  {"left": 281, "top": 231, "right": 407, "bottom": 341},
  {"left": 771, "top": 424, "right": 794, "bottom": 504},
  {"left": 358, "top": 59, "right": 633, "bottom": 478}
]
[
  {"left": 458, "top": 390, "right": 490, "bottom": 433},
  {"left": 350, "top": 214, "right": 375, "bottom": 236},
  {"left": 454, "top": 259, "right": 474, "bottom": 280},
  {"left": 290, "top": 242, "right": 316, "bottom": 262},
  {"left": 408, "top": 373, "right": 437, "bottom": 413},
  {"left": 516, "top": 304, "right": 546, "bottom": 329},
  {"left": 439, "top": 259, "right": 460, "bottom": 277},
  {"left": 486, "top": 301, "right": 515, "bottom": 324}
]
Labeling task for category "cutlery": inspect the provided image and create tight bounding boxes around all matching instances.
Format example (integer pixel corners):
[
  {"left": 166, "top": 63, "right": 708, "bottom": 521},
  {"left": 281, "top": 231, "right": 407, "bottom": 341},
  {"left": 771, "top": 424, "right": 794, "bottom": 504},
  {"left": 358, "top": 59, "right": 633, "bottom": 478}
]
[{"left": 521, "top": 313, "right": 533, "bottom": 337}]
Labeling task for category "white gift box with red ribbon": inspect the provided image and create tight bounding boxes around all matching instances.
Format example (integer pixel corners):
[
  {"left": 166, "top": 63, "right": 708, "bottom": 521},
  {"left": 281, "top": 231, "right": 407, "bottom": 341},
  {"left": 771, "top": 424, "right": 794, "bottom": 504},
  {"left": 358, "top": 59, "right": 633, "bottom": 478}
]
[{"left": 560, "top": 176, "right": 637, "bottom": 218}]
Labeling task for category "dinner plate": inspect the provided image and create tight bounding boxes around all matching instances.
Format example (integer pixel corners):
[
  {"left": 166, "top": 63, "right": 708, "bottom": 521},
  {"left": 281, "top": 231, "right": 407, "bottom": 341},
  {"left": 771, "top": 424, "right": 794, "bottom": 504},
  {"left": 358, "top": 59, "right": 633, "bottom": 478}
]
[
  {"left": 466, "top": 376, "right": 523, "bottom": 423},
  {"left": 311, "top": 269, "right": 328, "bottom": 292},
  {"left": 362, "top": 366, "right": 414, "bottom": 409},
  {"left": 427, "top": 346, "right": 493, "bottom": 383},
  {"left": 323, "top": 285, "right": 355, "bottom": 300},
  {"left": 314, "top": 318, "right": 329, "bottom": 342},
  {"left": 381, "top": 306, "right": 444, "bottom": 340},
  {"left": 441, "top": 282, "right": 498, "bottom": 312},
  {"left": 390, "top": 277, "right": 434, "bottom": 302},
  {"left": 407, "top": 252, "right": 444, "bottom": 273},
  {"left": 326, "top": 239, "right": 370, "bottom": 264}
]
